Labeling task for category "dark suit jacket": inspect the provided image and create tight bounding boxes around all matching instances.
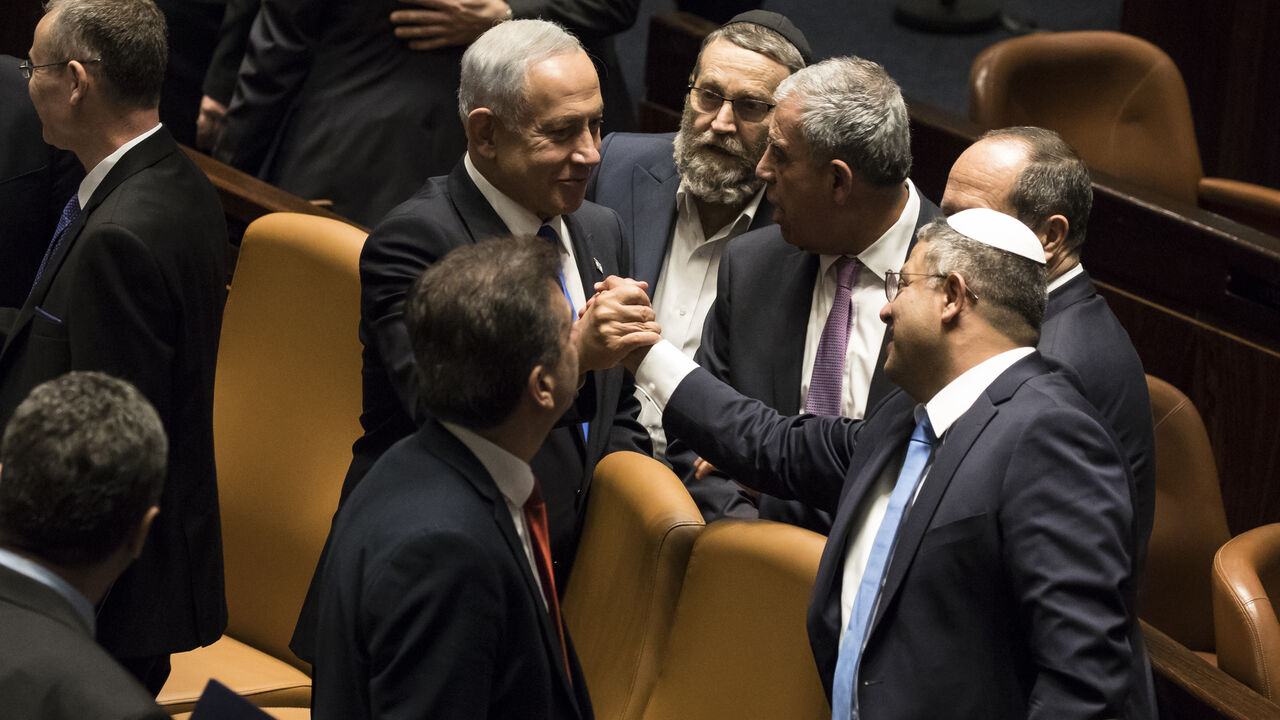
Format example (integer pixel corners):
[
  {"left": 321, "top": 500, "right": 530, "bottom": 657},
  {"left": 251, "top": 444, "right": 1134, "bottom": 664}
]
[
  {"left": 671, "top": 197, "right": 941, "bottom": 531},
  {"left": 585, "top": 131, "right": 776, "bottom": 294},
  {"left": 0, "top": 128, "right": 229, "bottom": 658},
  {"left": 314, "top": 420, "right": 592, "bottom": 720},
  {"left": 0, "top": 564, "right": 168, "bottom": 720},
  {"left": 663, "top": 353, "right": 1153, "bottom": 720},
  {"left": 291, "top": 161, "right": 648, "bottom": 661},
  {"left": 215, "top": 0, "right": 638, "bottom": 226},
  {"left": 1041, "top": 268, "right": 1155, "bottom": 554},
  {"left": 0, "top": 54, "right": 82, "bottom": 311}
]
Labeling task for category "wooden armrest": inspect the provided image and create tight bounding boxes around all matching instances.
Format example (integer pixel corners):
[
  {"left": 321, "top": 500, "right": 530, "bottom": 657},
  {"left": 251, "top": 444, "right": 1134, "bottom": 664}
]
[{"left": 1143, "top": 619, "right": 1280, "bottom": 719}]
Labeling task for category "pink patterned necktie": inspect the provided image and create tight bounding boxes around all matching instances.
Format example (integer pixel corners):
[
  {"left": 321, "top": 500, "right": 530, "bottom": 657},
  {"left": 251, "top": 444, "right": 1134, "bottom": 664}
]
[{"left": 806, "top": 255, "right": 860, "bottom": 416}]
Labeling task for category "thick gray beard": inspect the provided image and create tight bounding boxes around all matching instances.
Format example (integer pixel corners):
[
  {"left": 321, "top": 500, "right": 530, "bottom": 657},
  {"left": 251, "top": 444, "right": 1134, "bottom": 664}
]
[{"left": 672, "top": 104, "right": 767, "bottom": 207}]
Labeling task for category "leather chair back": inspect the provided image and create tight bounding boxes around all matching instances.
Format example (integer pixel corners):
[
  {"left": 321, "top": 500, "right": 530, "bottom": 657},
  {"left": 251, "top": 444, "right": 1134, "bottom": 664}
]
[
  {"left": 563, "top": 451, "right": 705, "bottom": 720},
  {"left": 969, "top": 30, "right": 1204, "bottom": 204},
  {"left": 1213, "top": 523, "right": 1280, "bottom": 699},
  {"left": 1139, "top": 374, "right": 1230, "bottom": 654},
  {"left": 640, "top": 520, "right": 830, "bottom": 720},
  {"left": 214, "top": 212, "right": 366, "bottom": 669}
]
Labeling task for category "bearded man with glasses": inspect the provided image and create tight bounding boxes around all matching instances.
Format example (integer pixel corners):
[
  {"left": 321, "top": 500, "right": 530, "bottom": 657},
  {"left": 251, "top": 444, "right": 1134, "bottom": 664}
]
[{"left": 586, "top": 10, "right": 810, "bottom": 464}]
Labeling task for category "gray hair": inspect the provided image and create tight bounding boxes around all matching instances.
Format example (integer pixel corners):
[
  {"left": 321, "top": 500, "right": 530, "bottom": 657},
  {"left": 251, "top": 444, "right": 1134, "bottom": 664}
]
[
  {"left": 980, "top": 127, "right": 1094, "bottom": 256},
  {"left": 774, "top": 56, "right": 911, "bottom": 187},
  {"left": 43, "top": 0, "right": 168, "bottom": 110},
  {"left": 917, "top": 218, "right": 1046, "bottom": 345},
  {"left": 694, "top": 21, "right": 806, "bottom": 80},
  {"left": 0, "top": 372, "right": 166, "bottom": 567},
  {"left": 458, "top": 19, "right": 584, "bottom": 128}
]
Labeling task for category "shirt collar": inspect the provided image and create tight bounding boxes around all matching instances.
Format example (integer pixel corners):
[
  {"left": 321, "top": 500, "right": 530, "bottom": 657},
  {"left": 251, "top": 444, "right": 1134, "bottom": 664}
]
[
  {"left": 0, "top": 547, "right": 96, "bottom": 633},
  {"left": 440, "top": 421, "right": 535, "bottom": 509},
  {"left": 464, "top": 152, "right": 548, "bottom": 237},
  {"left": 1047, "top": 261, "right": 1085, "bottom": 294},
  {"left": 922, "top": 346, "right": 1036, "bottom": 437},
  {"left": 78, "top": 123, "right": 163, "bottom": 208},
  {"left": 674, "top": 181, "right": 766, "bottom": 242},
  {"left": 818, "top": 178, "right": 921, "bottom": 279}
]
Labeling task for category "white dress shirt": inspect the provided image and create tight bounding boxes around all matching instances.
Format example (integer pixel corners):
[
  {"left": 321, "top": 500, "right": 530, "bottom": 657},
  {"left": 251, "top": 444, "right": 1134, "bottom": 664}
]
[
  {"left": 465, "top": 153, "right": 586, "bottom": 312},
  {"left": 1046, "top": 261, "right": 1085, "bottom": 294},
  {"left": 801, "top": 180, "right": 921, "bottom": 420},
  {"left": 835, "top": 346, "right": 1035, "bottom": 644},
  {"left": 78, "top": 123, "right": 163, "bottom": 208},
  {"left": 441, "top": 421, "right": 548, "bottom": 609},
  {"left": 639, "top": 183, "right": 766, "bottom": 461}
]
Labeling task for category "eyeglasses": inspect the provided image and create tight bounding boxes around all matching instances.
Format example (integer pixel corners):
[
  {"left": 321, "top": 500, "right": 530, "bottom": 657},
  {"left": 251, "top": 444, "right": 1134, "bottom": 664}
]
[
  {"left": 687, "top": 86, "right": 775, "bottom": 123},
  {"left": 18, "top": 57, "right": 100, "bottom": 80},
  {"left": 884, "top": 271, "right": 980, "bottom": 302}
]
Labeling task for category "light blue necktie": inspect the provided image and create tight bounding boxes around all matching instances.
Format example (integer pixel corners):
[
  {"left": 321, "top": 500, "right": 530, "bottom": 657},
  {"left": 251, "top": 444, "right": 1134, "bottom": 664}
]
[
  {"left": 537, "top": 222, "right": 588, "bottom": 442},
  {"left": 830, "top": 413, "right": 936, "bottom": 719}
]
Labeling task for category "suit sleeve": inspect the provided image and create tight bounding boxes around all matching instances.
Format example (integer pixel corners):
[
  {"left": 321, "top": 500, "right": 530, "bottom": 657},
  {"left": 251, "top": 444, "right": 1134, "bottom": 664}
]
[
  {"left": 66, "top": 224, "right": 176, "bottom": 422},
  {"left": 364, "top": 529, "right": 504, "bottom": 719},
  {"left": 665, "top": 249, "right": 763, "bottom": 519},
  {"left": 664, "top": 368, "right": 857, "bottom": 516},
  {"left": 599, "top": 209, "right": 651, "bottom": 457},
  {"left": 506, "top": 0, "right": 639, "bottom": 40},
  {"left": 202, "top": 0, "right": 261, "bottom": 104},
  {"left": 1001, "top": 408, "right": 1137, "bottom": 719},
  {"left": 360, "top": 209, "right": 459, "bottom": 422},
  {"left": 214, "top": 0, "right": 324, "bottom": 173}
]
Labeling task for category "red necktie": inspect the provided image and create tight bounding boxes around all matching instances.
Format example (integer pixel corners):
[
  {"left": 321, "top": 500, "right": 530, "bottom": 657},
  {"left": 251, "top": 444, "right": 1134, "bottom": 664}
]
[{"left": 523, "top": 479, "right": 572, "bottom": 680}]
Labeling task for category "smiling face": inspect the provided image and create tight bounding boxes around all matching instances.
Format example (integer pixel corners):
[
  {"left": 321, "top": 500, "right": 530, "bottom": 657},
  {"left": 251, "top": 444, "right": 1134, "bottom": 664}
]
[
  {"left": 489, "top": 50, "right": 603, "bottom": 219},
  {"left": 673, "top": 38, "right": 790, "bottom": 205},
  {"left": 878, "top": 240, "right": 946, "bottom": 400}
]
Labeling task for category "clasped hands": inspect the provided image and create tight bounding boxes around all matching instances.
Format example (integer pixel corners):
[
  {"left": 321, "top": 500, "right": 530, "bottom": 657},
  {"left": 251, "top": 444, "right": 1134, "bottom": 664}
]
[{"left": 574, "top": 276, "right": 662, "bottom": 375}]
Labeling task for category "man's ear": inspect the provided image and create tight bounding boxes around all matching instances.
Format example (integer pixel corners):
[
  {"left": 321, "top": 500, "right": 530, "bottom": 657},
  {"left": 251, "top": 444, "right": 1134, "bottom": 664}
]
[
  {"left": 467, "top": 108, "right": 500, "bottom": 160},
  {"left": 128, "top": 506, "right": 159, "bottom": 560},
  {"left": 1038, "top": 214, "right": 1070, "bottom": 264},
  {"left": 830, "top": 159, "right": 855, "bottom": 205},
  {"left": 939, "top": 272, "right": 973, "bottom": 324},
  {"left": 528, "top": 364, "right": 557, "bottom": 412},
  {"left": 66, "top": 59, "right": 92, "bottom": 105}
]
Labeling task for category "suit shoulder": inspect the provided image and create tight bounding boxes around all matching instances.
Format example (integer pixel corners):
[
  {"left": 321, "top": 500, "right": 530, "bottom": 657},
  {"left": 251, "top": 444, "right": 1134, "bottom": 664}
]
[
  {"left": 724, "top": 224, "right": 797, "bottom": 262},
  {"left": 574, "top": 199, "right": 624, "bottom": 236}
]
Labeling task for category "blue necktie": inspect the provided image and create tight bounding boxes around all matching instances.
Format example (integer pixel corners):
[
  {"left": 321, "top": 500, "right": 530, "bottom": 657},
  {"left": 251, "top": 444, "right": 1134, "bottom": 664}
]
[
  {"left": 830, "top": 413, "right": 936, "bottom": 720},
  {"left": 537, "top": 222, "right": 588, "bottom": 442},
  {"left": 29, "top": 193, "right": 80, "bottom": 297}
]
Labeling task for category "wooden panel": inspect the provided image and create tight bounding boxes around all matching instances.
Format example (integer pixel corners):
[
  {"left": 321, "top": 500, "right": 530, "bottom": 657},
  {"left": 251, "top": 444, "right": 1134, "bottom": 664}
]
[
  {"left": 181, "top": 146, "right": 364, "bottom": 246},
  {"left": 643, "top": 12, "right": 718, "bottom": 119},
  {"left": 1144, "top": 621, "right": 1280, "bottom": 719}
]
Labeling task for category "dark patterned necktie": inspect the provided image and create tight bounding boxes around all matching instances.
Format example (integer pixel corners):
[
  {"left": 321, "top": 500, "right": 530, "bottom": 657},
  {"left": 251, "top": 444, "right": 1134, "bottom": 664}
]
[{"left": 29, "top": 193, "right": 81, "bottom": 297}]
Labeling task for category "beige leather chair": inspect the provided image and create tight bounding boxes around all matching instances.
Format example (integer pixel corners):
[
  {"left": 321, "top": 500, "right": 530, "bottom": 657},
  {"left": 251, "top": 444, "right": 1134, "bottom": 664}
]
[
  {"left": 969, "top": 31, "right": 1280, "bottom": 236},
  {"left": 640, "top": 520, "right": 830, "bottom": 720},
  {"left": 158, "top": 213, "right": 366, "bottom": 712},
  {"left": 1139, "top": 375, "right": 1231, "bottom": 659},
  {"left": 563, "top": 451, "right": 705, "bottom": 720},
  {"left": 1213, "top": 523, "right": 1280, "bottom": 700}
]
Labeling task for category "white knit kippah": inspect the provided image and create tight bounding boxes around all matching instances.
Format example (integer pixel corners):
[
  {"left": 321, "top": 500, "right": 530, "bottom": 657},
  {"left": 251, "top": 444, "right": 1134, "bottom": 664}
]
[{"left": 946, "top": 208, "right": 1046, "bottom": 264}]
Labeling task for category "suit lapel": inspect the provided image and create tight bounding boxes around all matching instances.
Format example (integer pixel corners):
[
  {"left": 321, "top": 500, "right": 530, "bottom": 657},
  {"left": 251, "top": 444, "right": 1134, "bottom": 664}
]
[
  {"left": 446, "top": 163, "right": 511, "bottom": 243},
  {"left": 771, "top": 252, "right": 820, "bottom": 413},
  {"left": 868, "top": 355, "right": 1046, "bottom": 637},
  {"left": 419, "top": 422, "right": 581, "bottom": 713},
  {"left": 629, "top": 163, "right": 679, "bottom": 292},
  {"left": 1, "top": 129, "right": 176, "bottom": 359}
]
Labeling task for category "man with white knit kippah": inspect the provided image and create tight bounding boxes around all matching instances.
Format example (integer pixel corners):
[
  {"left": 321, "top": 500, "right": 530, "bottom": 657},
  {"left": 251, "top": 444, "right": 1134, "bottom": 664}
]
[{"left": 594, "top": 205, "right": 1154, "bottom": 718}]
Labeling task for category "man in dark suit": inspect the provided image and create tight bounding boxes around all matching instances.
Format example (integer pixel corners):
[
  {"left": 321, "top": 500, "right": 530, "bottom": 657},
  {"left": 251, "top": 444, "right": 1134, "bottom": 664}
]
[
  {"left": 940, "top": 126, "right": 1156, "bottom": 553},
  {"left": 621, "top": 209, "right": 1152, "bottom": 719},
  {"left": 670, "top": 56, "right": 941, "bottom": 532},
  {"left": 292, "top": 18, "right": 651, "bottom": 662},
  {"left": 0, "top": 372, "right": 169, "bottom": 719},
  {"left": 585, "top": 11, "right": 807, "bottom": 461},
  {"left": 0, "top": 54, "right": 82, "bottom": 311},
  {"left": 2, "top": 0, "right": 229, "bottom": 692},
  {"left": 315, "top": 237, "right": 605, "bottom": 719},
  {"left": 213, "top": 0, "right": 637, "bottom": 226}
]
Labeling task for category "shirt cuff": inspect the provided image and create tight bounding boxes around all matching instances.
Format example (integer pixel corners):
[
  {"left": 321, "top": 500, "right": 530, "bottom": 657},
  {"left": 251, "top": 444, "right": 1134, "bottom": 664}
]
[{"left": 633, "top": 339, "right": 699, "bottom": 417}]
